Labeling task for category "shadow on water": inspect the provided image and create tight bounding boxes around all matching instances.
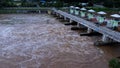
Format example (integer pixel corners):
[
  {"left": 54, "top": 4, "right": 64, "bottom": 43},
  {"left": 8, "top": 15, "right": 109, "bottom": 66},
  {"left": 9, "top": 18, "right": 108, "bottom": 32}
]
[{"left": 98, "top": 44, "right": 120, "bottom": 60}]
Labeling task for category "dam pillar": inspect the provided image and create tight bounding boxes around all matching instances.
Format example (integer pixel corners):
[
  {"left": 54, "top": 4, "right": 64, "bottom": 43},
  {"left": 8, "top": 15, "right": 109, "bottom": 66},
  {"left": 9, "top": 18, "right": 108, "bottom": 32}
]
[{"left": 87, "top": 28, "right": 93, "bottom": 33}]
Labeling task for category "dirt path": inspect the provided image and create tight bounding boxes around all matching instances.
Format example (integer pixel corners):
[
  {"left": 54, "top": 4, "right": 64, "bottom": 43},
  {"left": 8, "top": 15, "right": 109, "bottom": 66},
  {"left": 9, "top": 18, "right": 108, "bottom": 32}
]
[{"left": 0, "top": 14, "right": 108, "bottom": 68}]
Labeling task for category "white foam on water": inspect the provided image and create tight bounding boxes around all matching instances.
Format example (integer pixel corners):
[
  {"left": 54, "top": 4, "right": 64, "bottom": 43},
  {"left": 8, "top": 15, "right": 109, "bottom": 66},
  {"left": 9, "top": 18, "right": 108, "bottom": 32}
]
[
  {"left": 0, "top": 27, "right": 13, "bottom": 37},
  {"left": 0, "top": 19, "right": 11, "bottom": 22},
  {"left": 0, "top": 14, "right": 108, "bottom": 68}
]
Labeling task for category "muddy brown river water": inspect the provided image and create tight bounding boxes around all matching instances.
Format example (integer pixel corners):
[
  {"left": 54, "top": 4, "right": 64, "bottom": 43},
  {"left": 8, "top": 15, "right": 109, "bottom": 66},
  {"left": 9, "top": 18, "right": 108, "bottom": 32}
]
[{"left": 0, "top": 14, "right": 119, "bottom": 68}]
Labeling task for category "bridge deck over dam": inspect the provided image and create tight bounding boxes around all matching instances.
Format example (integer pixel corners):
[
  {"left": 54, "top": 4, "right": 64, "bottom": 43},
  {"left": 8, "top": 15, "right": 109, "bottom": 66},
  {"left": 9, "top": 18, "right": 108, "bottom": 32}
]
[{"left": 52, "top": 9, "right": 120, "bottom": 43}]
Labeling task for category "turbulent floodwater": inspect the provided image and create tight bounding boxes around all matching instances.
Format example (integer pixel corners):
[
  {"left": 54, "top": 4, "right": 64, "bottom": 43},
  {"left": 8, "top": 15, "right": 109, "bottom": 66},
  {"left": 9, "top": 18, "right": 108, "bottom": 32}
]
[{"left": 0, "top": 14, "right": 119, "bottom": 68}]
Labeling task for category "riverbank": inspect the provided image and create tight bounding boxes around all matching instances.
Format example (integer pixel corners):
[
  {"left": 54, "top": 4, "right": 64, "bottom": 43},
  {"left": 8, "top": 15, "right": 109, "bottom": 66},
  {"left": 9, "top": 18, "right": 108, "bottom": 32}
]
[{"left": 0, "top": 7, "right": 51, "bottom": 14}]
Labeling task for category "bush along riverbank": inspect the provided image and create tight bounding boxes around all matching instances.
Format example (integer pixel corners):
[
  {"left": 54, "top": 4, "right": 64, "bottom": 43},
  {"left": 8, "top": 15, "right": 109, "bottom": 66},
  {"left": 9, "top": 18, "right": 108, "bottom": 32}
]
[
  {"left": 109, "top": 58, "right": 120, "bottom": 68},
  {"left": 0, "top": 7, "right": 51, "bottom": 14}
]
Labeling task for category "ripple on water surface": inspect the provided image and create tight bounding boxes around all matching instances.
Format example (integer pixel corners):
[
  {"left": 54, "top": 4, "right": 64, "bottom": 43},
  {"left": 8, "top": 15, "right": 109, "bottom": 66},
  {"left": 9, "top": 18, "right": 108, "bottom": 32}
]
[{"left": 0, "top": 14, "right": 110, "bottom": 68}]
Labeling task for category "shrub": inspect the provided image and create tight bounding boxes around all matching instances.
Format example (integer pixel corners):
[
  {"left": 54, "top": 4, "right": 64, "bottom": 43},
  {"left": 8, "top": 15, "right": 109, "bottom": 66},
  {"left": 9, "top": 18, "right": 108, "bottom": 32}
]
[{"left": 109, "top": 58, "right": 120, "bottom": 68}]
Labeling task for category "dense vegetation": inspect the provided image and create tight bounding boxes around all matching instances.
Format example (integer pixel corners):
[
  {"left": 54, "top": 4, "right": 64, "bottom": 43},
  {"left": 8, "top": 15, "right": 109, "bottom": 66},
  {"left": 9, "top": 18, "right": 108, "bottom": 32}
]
[
  {"left": 0, "top": 0, "right": 120, "bottom": 8},
  {"left": 109, "top": 58, "right": 120, "bottom": 68}
]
